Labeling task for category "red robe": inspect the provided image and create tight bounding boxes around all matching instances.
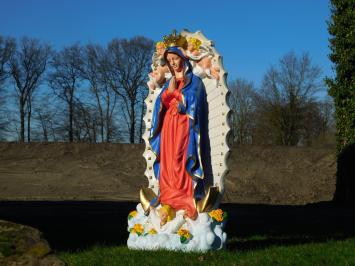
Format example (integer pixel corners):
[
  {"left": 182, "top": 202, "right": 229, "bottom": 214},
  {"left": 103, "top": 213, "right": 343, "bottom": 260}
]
[{"left": 159, "top": 78, "right": 197, "bottom": 218}]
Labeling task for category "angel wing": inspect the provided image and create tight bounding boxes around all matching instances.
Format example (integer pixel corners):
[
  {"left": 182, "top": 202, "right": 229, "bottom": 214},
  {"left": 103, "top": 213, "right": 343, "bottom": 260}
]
[{"left": 142, "top": 30, "right": 231, "bottom": 210}]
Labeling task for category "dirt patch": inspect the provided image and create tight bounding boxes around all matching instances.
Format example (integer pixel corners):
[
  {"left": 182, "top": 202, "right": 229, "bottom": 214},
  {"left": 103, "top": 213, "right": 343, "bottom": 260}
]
[
  {"left": 0, "top": 143, "right": 336, "bottom": 204},
  {"left": 225, "top": 145, "right": 336, "bottom": 204}
]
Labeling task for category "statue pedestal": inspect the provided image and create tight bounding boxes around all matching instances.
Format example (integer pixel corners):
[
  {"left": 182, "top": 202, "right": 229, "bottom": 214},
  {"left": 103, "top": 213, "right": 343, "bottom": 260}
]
[{"left": 127, "top": 203, "right": 227, "bottom": 252}]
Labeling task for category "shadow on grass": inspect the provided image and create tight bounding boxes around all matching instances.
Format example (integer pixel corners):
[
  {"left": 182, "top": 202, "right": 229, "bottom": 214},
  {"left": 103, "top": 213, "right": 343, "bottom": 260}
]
[
  {"left": 223, "top": 202, "right": 355, "bottom": 250},
  {"left": 0, "top": 201, "right": 354, "bottom": 251}
]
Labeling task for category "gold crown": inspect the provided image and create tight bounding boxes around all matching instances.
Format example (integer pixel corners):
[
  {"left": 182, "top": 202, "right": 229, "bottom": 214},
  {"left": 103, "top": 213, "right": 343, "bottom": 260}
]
[{"left": 163, "top": 30, "right": 187, "bottom": 49}]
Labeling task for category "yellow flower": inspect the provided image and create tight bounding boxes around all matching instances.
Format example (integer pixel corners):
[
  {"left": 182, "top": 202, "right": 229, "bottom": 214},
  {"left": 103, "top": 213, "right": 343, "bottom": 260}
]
[
  {"left": 130, "top": 223, "right": 144, "bottom": 236},
  {"left": 128, "top": 210, "right": 138, "bottom": 220},
  {"left": 209, "top": 209, "right": 224, "bottom": 222},
  {"left": 148, "top": 228, "right": 157, "bottom": 235},
  {"left": 177, "top": 228, "right": 192, "bottom": 244},
  {"left": 129, "top": 210, "right": 138, "bottom": 217},
  {"left": 177, "top": 228, "right": 191, "bottom": 238},
  {"left": 187, "top": 37, "right": 202, "bottom": 50}
]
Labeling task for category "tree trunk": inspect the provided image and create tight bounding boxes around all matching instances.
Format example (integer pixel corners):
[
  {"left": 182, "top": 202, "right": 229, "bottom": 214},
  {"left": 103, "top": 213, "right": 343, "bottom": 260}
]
[
  {"left": 69, "top": 98, "right": 73, "bottom": 142},
  {"left": 27, "top": 101, "right": 31, "bottom": 143},
  {"left": 49, "top": 120, "right": 55, "bottom": 142},
  {"left": 27, "top": 111, "right": 31, "bottom": 142},
  {"left": 106, "top": 98, "right": 111, "bottom": 143},
  {"left": 130, "top": 100, "right": 135, "bottom": 144},
  {"left": 43, "top": 126, "right": 48, "bottom": 142},
  {"left": 92, "top": 120, "right": 97, "bottom": 143},
  {"left": 20, "top": 97, "right": 25, "bottom": 142},
  {"left": 94, "top": 90, "right": 104, "bottom": 142},
  {"left": 139, "top": 98, "right": 145, "bottom": 144}
]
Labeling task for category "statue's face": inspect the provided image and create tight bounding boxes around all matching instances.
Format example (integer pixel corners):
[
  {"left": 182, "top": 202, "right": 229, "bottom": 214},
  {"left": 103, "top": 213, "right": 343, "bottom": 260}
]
[
  {"left": 166, "top": 53, "right": 184, "bottom": 73},
  {"left": 156, "top": 44, "right": 165, "bottom": 56},
  {"left": 159, "top": 208, "right": 168, "bottom": 225},
  {"left": 187, "top": 41, "right": 195, "bottom": 52}
]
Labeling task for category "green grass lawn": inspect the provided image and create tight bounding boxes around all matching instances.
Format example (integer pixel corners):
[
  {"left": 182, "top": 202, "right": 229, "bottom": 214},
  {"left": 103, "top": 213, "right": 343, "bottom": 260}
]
[{"left": 59, "top": 237, "right": 355, "bottom": 266}]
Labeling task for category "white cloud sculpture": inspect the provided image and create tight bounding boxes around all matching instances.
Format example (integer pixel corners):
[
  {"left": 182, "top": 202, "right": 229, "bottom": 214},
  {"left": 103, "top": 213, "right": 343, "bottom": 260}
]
[{"left": 127, "top": 203, "right": 227, "bottom": 252}]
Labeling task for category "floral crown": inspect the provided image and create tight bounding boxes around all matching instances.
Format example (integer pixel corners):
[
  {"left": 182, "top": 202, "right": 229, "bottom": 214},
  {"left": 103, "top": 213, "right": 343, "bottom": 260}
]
[{"left": 163, "top": 30, "right": 187, "bottom": 49}]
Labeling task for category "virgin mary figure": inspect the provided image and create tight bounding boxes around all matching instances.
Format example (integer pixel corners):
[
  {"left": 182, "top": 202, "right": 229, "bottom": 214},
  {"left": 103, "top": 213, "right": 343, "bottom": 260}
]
[{"left": 149, "top": 43, "right": 211, "bottom": 220}]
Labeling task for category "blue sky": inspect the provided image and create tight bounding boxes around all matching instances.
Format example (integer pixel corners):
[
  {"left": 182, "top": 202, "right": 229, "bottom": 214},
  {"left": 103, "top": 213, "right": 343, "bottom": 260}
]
[{"left": 0, "top": 0, "right": 332, "bottom": 89}]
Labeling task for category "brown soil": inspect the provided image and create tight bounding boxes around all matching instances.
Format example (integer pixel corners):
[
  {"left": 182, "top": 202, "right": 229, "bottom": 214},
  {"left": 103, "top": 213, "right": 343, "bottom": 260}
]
[
  {"left": 0, "top": 143, "right": 336, "bottom": 204},
  {"left": 226, "top": 145, "right": 336, "bottom": 204}
]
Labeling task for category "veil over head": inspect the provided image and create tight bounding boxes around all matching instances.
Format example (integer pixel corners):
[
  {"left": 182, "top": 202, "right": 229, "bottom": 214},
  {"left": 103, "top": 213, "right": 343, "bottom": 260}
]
[{"left": 164, "top": 46, "right": 192, "bottom": 75}]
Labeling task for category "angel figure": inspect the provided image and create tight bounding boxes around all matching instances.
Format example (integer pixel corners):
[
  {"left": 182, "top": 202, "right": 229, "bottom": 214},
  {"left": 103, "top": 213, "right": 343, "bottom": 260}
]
[
  {"left": 148, "top": 42, "right": 171, "bottom": 90},
  {"left": 148, "top": 204, "right": 185, "bottom": 234},
  {"left": 185, "top": 37, "right": 220, "bottom": 81}
]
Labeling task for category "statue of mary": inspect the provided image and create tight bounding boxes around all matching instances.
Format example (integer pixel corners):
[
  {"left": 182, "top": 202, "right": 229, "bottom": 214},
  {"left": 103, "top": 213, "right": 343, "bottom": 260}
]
[
  {"left": 149, "top": 43, "right": 211, "bottom": 220},
  {"left": 127, "top": 30, "right": 230, "bottom": 252}
]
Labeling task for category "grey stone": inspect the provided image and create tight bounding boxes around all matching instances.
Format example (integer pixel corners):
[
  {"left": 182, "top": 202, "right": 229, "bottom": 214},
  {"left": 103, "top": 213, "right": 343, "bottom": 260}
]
[{"left": 0, "top": 220, "right": 65, "bottom": 266}]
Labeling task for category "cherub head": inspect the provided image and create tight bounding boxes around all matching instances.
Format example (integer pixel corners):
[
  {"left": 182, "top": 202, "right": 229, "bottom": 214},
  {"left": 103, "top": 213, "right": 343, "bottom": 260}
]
[
  {"left": 156, "top": 42, "right": 166, "bottom": 56},
  {"left": 159, "top": 204, "right": 176, "bottom": 226},
  {"left": 187, "top": 37, "right": 202, "bottom": 52}
]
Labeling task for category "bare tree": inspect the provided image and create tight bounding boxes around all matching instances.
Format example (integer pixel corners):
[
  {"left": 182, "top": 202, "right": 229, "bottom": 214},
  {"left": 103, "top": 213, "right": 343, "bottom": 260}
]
[
  {"left": 255, "top": 52, "right": 323, "bottom": 145},
  {"left": 49, "top": 44, "right": 83, "bottom": 142},
  {"left": 301, "top": 97, "right": 335, "bottom": 146},
  {"left": 26, "top": 89, "right": 34, "bottom": 142},
  {"left": 0, "top": 36, "right": 15, "bottom": 89},
  {"left": 82, "top": 44, "right": 118, "bottom": 142},
  {"left": 106, "top": 36, "right": 154, "bottom": 143},
  {"left": 9, "top": 37, "right": 51, "bottom": 142},
  {"left": 72, "top": 100, "right": 99, "bottom": 143},
  {"left": 319, "top": 97, "right": 335, "bottom": 135},
  {"left": 35, "top": 106, "right": 50, "bottom": 141},
  {"left": 228, "top": 79, "right": 257, "bottom": 144},
  {"left": 138, "top": 89, "right": 148, "bottom": 143},
  {"left": 32, "top": 93, "right": 61, "bottom": 142},
  {"left": 0, "top": 36, "right": 15, "bottom": 139}
]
